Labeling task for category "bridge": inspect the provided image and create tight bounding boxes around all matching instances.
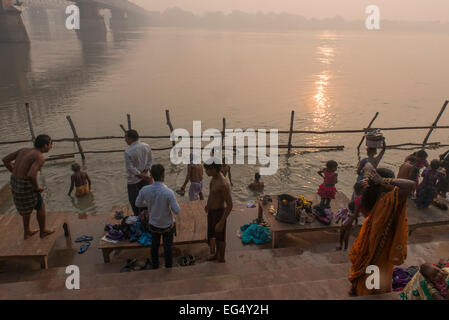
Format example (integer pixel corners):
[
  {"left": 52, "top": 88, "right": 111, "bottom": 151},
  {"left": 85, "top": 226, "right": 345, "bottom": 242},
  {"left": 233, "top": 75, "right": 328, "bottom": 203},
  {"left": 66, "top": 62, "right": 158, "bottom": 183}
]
[{"left": 0, "top": 0, "right": 151, "bottom": 42}]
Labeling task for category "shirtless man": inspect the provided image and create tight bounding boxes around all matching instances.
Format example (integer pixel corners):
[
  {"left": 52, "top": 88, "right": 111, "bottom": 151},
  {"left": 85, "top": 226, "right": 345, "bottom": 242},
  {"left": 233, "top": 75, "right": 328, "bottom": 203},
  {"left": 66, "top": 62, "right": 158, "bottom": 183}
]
[
  {"left": 2, "top": 134, "right": 55, "bottom": 239},
  {"left": 398, "top": 155, "right": 417, "bottom": 180},
  {"left": 180, "top": 154, "right": 204, "bottom": 201},
  {"left": 204, "top": 159, "right": 233, "bottom": 263}
]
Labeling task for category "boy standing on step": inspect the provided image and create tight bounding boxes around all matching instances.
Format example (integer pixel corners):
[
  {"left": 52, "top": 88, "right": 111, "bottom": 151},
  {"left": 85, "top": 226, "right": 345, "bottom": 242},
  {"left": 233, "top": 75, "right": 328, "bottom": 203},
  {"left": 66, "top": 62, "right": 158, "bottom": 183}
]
[{"left": 204, "top": 158, "right": 233, "bottom": 263}]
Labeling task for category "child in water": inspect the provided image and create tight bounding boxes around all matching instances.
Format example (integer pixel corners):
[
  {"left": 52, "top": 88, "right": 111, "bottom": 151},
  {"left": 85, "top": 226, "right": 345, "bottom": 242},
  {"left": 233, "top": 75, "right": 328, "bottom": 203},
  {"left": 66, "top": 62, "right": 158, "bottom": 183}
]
[
  {"left": 416, "top": 159, "right": 441, "bottom": 209},
  {"left": 317, "top": 160, "right": 338, "bottom": 209},
  {"left": 68, "top": 162, "right": 91, "bottom": 197}
]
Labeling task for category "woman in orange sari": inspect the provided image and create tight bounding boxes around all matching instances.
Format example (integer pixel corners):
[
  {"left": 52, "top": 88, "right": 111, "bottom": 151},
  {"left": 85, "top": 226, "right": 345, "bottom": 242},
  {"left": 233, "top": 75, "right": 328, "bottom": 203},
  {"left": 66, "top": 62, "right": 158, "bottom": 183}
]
[{"left": 348, "top": 164, "right": 415, "bottom": 296}]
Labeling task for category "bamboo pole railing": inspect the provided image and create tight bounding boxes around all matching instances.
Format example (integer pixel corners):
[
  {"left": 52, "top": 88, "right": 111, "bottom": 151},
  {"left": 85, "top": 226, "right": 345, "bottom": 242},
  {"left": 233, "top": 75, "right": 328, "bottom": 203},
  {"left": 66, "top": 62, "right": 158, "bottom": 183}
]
[
  {"left": 25, "top": 102, "right": 35, "bottom": 142},
  {"left": 127, "top": 113, "right": 132, "bottom": 130},
  {"left": 422, "top": 100, "right": 449, "bottom": 147},
  {"left": 287, "top": 110, "right": 295, "bottom": 156},
  {"left": 4, "top": 126, "right": 449, "bottom": 146},
  {"left": 66, "top": 116, "right": 85, "bottom": 160},
  {"left": 1, "top": 101, "right": 449, "bottom": 169},
  {"left": 165, "top": 109, "right": 175, "bottom": 147}
]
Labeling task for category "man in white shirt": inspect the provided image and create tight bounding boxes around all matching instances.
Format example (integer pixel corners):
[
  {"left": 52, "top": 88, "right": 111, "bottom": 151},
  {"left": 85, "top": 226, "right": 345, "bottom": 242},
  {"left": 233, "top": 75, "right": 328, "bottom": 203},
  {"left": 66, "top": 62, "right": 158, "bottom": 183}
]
[
  {"left": 135, "top": 164, "right": 180, "bottom": 269},
  {"left": 124, "top": 130, "right": 153, "bottom": 216}
]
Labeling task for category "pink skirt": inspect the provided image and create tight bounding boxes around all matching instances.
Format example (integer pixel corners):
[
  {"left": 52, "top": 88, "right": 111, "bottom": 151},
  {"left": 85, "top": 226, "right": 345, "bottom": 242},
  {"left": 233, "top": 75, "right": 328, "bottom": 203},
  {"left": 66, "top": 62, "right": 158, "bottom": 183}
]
[{"left": 318, "top": 184, "right": 337, "bottom": 199}]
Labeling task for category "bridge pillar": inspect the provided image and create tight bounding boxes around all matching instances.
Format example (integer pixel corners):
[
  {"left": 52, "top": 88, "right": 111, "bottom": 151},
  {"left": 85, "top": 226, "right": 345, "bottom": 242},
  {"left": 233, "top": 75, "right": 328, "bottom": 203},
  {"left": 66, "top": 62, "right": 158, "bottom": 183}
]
[
  {"left": 76, "top": 2, "right": 107, "bottom": 40},
  {"left": 0, "top": 2, "right": 29, "bottom": 42},
  {"left": 109, "top": 8, "right": 128, "bottom": 31}
]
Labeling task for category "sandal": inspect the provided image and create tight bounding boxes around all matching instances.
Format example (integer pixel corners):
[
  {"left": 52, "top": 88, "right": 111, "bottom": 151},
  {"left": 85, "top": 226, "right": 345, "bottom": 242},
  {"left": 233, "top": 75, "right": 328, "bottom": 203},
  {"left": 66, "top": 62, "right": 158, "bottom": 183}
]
[
  {"left": 120, "top": 258, "right": 137, "bottom": 272},
  {"left": 78, "top": 241, "right": 91, "bottom": 254},
  {"left": 75, "top": 235, "right": 93, "bottom": 243},
  {"left": 186, "top": 254, "right": 195, "bottom": 266},
  {"left": 178, "top": 255, "right": 189, "bottom": 267}
]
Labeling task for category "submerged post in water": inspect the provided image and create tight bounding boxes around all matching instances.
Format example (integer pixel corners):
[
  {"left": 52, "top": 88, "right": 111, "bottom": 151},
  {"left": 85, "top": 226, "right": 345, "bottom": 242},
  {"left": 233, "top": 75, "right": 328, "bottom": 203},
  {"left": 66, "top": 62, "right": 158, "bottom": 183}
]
[
  {"left": 66, "top": 116, "right": 86, "bottom": 160},
  {"left": 25, "top": 103, "right": 35, "bottom": 142}
]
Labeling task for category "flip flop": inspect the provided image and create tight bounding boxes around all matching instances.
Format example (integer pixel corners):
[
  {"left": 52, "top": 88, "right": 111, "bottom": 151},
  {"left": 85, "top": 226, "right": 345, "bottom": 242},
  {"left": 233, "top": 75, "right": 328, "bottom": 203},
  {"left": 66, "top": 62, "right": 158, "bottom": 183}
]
[
  {"left": 186, "top": 254, "right": 195, "bottom": 266},
  {"left": 78, "top": 241, "right": 90, "bottom": 254},
  {"left": 178, "top": 255, "right": 189, "bottom": 267},
  {"left": 120, "top": 258, "right": 137, "bottom": 272},
  {"left": 75, "top": 235, "right": 93, "bottom": 242}
]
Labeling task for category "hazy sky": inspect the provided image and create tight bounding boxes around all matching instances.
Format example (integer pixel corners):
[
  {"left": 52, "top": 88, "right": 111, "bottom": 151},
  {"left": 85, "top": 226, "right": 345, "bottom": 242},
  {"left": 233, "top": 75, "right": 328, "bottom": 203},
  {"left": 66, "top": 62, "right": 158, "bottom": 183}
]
[{"left": 131, "top": 0, "right": 449, "bottom": 22}]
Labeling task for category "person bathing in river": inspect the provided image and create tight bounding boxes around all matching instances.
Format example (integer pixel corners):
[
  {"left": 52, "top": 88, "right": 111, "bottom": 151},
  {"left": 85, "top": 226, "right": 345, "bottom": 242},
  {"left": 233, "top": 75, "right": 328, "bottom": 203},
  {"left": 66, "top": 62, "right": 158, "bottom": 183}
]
[
  {"left": 204, "top": 158, "right": 233, "bottom": 263},
  {"left": 356, "top": 137, "right": 386, "bottom": 182},
  {"left": 68, "top": 162, "right": 91, "bottom": 197},
  {"left": 248, "top": 172, "right": 264, "bottom": 193},
  {"left": 317, "top": 160, "right": 338, "bottom": 209},
  {"left": 180, "top": 153, "right": 204, "bottom": 201},
  {"left": 2, "top": 135, "right": 55, "bottom": 239}
]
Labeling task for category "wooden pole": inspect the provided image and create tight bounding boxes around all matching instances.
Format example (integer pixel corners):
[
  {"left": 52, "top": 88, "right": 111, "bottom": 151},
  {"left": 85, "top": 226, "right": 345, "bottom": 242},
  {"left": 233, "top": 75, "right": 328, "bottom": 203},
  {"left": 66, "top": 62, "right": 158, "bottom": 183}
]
[
  {"left": 357, "top": 112, "right": 379, "bottom": 161},
  {"left": 165, "top": 109, "right": 175, "bottom": 146},
  {"left": 222, "top": 117, "right": 226, "bottom": 158},
  {"left": 127, "top": 114, "right": 132, "bottom": 130},
  {"left": 66, "top": 116, "right": 86, "bottom": 160},
  {"left": 120, "top": 124, "right": 126, "bottom": 133},
  {"left": 422, "top": 100, "right": 449, "bottom": 147},
  {"left": 25, "top": 103, "right": 35, "bottom": 142},
  {"left": 287, "top": 110, "right": 295, "bottom": 155}
]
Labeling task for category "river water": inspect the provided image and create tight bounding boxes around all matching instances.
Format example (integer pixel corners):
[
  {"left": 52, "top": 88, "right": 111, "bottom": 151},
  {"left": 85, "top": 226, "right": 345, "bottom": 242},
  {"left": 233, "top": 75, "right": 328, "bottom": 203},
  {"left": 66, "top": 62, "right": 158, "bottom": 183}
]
[{"left": 1, "top": 21, "right": 449, "bottom": 214}]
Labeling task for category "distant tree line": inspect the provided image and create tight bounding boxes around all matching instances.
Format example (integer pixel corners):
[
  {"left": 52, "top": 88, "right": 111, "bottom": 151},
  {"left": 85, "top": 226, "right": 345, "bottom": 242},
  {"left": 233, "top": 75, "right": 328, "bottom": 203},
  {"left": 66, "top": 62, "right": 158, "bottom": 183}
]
[{"left": 146, "top": 7, "right": 449, "bottom": 32}]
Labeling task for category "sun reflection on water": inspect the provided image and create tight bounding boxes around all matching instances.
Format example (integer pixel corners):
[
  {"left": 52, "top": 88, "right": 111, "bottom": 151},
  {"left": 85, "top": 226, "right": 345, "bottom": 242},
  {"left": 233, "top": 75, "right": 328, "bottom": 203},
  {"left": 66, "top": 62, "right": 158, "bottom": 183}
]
[{"left": 307, "top": 33, "right": 339, "bottom": 146}]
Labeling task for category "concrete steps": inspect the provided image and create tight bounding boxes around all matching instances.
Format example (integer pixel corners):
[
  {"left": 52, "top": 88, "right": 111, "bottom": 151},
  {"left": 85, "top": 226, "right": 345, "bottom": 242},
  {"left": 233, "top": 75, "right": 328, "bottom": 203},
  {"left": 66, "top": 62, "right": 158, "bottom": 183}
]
[
  {"left": 0, "top": 247, "right": 334, "bottom": 284},
  {"left": 0, "top": 249, "right": 351, "bottom": 299},
  {"left": 0, "top": 241, "right": 447, "bottom": 300}
]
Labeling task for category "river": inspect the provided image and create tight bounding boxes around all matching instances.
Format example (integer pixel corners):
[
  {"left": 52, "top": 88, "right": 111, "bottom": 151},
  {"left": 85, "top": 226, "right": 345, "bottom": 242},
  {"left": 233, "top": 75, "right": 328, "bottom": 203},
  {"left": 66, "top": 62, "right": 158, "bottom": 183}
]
[{"left": 1, "top": 23, "right": 449, "bottom": 214}]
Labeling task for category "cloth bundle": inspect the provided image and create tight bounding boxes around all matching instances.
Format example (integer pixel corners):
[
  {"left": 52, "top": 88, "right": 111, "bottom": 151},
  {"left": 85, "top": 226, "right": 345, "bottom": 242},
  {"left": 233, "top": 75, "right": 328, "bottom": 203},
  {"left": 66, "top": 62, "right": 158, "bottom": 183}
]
[
  {"left": 104, "top": 224, "right": 124, "bottom": 241},
  {"left": 392, "top": 266, "right": 419, "bottom": 291},
  {"left": 104, "top": 215, "right": 151, "bottom": 245},
  {"left": 137, "top": 232, "right": 152, "bottom": 246},
  {"left": 335, "top": 207, "right": 350, "bottom": 226},
  {"left": 240, "top": 223, "right": 271, "bottom": 245}
]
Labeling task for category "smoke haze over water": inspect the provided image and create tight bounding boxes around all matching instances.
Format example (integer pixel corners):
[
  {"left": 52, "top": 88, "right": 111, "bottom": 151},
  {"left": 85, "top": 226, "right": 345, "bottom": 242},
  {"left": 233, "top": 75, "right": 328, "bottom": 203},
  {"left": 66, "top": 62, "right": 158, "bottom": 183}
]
[{"left": 130, "top": 0, "right": 449, "bottom": 22}]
